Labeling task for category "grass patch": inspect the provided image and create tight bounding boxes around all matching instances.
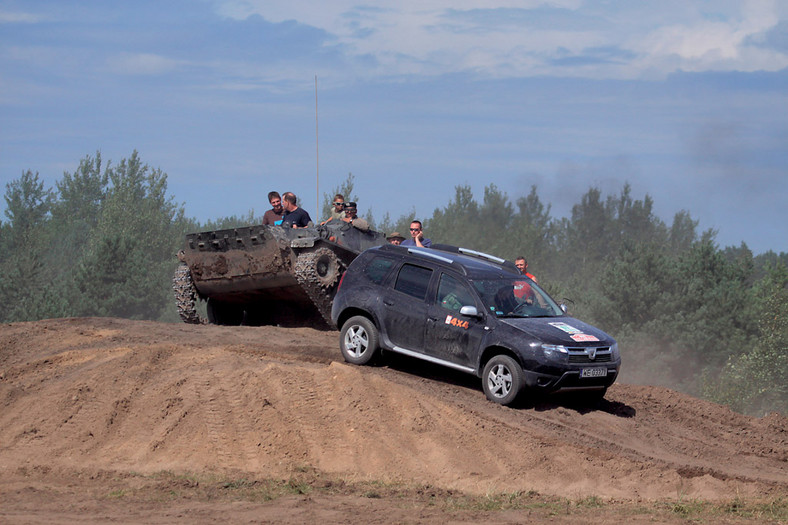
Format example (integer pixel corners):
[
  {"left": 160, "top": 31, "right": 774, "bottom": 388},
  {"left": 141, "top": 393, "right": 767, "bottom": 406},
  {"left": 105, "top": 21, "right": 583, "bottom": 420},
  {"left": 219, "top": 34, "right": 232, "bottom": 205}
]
[
  {"left": 94, "top": 468, "right": 788, "bottom": 522},
  {"left": 660, "top": 496, "right": 788, "bottom": 521}
]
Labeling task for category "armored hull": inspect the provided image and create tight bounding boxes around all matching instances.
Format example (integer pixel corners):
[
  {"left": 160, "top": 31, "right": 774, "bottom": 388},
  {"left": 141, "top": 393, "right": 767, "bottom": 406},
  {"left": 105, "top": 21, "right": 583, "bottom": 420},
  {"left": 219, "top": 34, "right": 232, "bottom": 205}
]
[{"left": 173, "top": 221, "right": 386, "bottom": 328}]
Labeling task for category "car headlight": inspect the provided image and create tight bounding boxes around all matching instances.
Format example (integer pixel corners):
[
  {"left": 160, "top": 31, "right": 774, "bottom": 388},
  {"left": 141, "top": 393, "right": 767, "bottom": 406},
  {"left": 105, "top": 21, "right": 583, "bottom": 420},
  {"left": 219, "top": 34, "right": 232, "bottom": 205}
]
[
  {"left": 610, "top": 342, "right": 620, "bottom": 360},
  {"left": 542, "top": 344, "right": 568, "bottom": 360}
]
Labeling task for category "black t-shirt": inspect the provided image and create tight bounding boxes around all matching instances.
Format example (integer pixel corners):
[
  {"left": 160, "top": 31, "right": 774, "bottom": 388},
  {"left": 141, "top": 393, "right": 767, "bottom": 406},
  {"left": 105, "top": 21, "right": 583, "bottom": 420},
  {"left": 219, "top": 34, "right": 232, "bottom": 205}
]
[{"left": 282, "top": 207, "right": 312, "bottom": 228}]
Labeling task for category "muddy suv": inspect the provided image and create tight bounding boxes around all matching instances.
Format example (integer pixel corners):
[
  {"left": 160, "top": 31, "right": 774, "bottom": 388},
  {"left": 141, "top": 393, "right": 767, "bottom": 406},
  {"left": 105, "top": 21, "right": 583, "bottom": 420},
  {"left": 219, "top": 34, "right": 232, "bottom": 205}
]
[{"left": 331, "top": 244, "right": 620, "bottom": 406}]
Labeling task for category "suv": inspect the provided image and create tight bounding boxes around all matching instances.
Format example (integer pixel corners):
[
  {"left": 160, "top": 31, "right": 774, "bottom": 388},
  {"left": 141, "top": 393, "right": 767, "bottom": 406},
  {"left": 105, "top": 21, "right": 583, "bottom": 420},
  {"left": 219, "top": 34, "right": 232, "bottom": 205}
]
[{"left": 331, "top": 244, "right": 620, "bottom": 406}]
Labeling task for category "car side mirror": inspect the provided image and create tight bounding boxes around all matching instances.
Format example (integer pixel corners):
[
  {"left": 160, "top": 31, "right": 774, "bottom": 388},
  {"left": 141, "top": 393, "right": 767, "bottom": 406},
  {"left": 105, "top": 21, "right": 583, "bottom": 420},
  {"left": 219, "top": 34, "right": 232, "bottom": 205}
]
[
  {"left": 560, "top": 297, "right": 574, "bottom": 314},
  {"left": 459, "top": 305, "right": 481, "bottom": 318}
]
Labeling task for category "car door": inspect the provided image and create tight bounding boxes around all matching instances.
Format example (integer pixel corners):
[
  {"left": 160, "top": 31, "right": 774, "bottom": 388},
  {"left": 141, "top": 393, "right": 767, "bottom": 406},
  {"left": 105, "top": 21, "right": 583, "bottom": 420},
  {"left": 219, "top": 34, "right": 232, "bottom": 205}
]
[
  {"left": 424, "top": 272, "right": 488, "bottom": 369},
  {"left": 379, "top": 263, "right": 434, "bottom": 352}
]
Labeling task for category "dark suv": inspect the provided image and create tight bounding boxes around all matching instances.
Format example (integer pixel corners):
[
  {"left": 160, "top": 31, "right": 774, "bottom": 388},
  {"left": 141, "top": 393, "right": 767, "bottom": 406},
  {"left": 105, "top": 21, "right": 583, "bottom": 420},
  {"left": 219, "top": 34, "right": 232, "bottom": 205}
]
[{"left": 331, "top": 244, "right": 620, "bottom": 406}]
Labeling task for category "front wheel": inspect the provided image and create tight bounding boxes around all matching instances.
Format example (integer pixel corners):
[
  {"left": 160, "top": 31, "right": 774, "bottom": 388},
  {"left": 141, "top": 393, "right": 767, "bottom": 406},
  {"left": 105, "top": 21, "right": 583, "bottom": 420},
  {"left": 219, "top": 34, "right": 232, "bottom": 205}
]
[
  {"left": 482, "top": 355, "right": 524, "bottom": 406},
  {"left": 339, "top": 316, "right": 380, "bottom": 365}
]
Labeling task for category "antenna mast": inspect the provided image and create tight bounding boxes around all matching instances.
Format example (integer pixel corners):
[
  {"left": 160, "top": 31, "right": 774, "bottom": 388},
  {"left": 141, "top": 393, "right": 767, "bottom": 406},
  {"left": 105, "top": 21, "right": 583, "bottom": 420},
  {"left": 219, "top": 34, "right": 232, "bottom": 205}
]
[{"left": 315, "top": 75, "right": 319, "bottom": 216}]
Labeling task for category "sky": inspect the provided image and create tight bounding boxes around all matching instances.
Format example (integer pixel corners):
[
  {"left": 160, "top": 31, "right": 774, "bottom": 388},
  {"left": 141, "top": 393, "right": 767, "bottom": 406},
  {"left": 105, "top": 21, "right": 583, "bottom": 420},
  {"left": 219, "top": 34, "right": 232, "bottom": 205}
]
[{"left": 1, "top": 0, "right": 787, "bottom": 254}]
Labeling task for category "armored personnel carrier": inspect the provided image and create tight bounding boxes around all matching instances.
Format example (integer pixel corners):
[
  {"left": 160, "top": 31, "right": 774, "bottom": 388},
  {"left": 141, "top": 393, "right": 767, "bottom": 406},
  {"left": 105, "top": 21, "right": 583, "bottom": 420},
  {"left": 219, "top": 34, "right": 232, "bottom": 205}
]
[{"left": 173, "top": 220, "right": 386, "bottom": 328}]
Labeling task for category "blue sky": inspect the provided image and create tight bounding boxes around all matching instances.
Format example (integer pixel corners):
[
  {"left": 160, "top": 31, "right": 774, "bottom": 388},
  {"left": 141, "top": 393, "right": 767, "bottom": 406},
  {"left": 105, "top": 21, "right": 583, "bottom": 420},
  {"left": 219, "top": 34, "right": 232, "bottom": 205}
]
[{"left": 1, "top": 0, "right": 786, "bottom": 254}]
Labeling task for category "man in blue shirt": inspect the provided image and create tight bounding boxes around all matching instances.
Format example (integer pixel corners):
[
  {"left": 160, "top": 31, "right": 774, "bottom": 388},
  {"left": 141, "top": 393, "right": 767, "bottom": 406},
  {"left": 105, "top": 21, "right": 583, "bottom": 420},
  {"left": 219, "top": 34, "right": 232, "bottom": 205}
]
[
  {"left": 281, "top": 192, "right": 312, "bottom": 228},
  {"left": 401, "top": 220, "right": 431, "bottom": 248}
]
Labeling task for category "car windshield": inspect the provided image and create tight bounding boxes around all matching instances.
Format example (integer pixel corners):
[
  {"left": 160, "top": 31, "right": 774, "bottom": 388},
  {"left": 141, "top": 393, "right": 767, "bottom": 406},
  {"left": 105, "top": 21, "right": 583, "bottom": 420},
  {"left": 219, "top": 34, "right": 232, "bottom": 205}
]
[{"left": 472, "top": 278, "right": 564, "bottom": 318}]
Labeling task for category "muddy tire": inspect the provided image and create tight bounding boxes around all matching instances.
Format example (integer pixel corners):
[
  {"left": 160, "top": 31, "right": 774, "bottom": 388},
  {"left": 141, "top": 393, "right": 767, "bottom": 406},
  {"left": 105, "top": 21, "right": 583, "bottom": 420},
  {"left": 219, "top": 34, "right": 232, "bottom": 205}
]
[
  {"left": 295, "top": 247, "right": 344, "bottom": 327},
  {"left": 339, "top": 316, "right": 380, "bottom": 365},
  {"left": 172, "top": 263, "right": 205, "bottom": 324},
  {"left": 482, "top": 354, "right": 523, "bottom": 406},
  {"left": 302, "top": 247, "right": 342, "bottom": 288}
]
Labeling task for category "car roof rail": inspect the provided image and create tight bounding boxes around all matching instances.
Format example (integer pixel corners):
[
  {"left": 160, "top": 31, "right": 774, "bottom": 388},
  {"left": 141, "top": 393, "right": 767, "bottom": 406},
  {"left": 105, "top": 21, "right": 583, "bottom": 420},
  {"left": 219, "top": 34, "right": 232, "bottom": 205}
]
[
  {"left": 406, "top": 247, "right": 455, "bottom": 264},
  {"left": 431, "top": 244, "right": 520, "bottom": 274}
]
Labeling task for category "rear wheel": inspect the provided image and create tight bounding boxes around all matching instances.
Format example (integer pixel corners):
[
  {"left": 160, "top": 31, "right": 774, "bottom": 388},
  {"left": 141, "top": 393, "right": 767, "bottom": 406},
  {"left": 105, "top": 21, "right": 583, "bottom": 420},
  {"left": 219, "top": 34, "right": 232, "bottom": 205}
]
[
  {"left": 482, "top": 355, "right": 523, "bottom": 406},
  {"left": 339, "top": 316, "right": 379, "bottom": 365},
  {"left": 206, "top": 299, "right": 244, "bottom": 326}
]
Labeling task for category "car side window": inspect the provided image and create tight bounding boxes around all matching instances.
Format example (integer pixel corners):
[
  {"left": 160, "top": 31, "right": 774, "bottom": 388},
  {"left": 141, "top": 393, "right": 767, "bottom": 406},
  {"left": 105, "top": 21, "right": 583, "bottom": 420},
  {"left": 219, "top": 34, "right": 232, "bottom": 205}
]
[
  {"left": 364, "top": 256, "right": 395, "bottom": 284},
  {"left": 437, "top": 273, "right": 475, "bottom": 313},
  {"left": 394, "top": 264, "right": 433, "bottom": 300}
]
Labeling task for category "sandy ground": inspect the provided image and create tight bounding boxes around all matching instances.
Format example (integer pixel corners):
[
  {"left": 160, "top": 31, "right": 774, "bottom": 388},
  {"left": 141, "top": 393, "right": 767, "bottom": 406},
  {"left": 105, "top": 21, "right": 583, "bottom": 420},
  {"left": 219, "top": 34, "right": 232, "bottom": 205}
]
[{"left": 0, "top": 317, "right": 786, "bottom": 523}]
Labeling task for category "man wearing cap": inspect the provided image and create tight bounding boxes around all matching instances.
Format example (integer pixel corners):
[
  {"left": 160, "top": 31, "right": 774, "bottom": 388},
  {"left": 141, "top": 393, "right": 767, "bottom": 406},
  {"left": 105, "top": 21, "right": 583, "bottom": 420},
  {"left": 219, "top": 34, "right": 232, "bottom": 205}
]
[
  {"left": 341, "top": 202, "right": 358, "bottom": 222},
  {"left": 340, "top": 202, "right": 370, "bottom": 231},
  {"left": 387, "top": 232, "right": 405, "bottom": 245}
]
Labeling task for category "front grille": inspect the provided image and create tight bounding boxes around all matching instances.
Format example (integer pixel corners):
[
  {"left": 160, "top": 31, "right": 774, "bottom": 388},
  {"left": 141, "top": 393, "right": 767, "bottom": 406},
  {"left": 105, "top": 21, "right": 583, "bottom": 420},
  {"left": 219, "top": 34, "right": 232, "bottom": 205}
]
[{"left": 567, "top": 347, "right": 612, "bottom": 364}]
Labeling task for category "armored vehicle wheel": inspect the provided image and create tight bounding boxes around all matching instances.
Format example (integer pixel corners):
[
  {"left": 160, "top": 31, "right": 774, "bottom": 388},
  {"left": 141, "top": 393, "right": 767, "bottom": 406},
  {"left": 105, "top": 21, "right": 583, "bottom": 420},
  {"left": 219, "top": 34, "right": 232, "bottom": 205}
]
[
  {"left": 172, "top": 262, "right": 205, "bottom": 324},
  {"left": 482, "top": 354, "right": 523, "bottom": 406},
  {"left": 206, "top": 298, "right": 244, "bottom": 326},
  {"left": 300, "top": 247, "right": 341, "bottom": 288},
  {"left": 295, "top": 247, "right": 344, "bottom": 327},
  {"left": 339, "top": 316, "right": 380, "bottom": 365}
]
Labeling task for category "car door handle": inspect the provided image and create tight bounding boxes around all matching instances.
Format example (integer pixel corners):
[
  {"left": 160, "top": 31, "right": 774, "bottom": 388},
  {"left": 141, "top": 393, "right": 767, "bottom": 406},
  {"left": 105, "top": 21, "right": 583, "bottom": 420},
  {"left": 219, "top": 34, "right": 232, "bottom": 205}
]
[{"left": 383, "top": 300, "right": 394, "bottom": 306}]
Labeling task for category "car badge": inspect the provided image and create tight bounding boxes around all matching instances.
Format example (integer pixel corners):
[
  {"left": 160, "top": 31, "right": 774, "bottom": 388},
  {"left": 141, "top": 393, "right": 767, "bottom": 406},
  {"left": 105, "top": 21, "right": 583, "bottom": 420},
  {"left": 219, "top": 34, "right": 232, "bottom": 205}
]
[{"left": 585, "top": 347, "right": 597, "bottom": 360}]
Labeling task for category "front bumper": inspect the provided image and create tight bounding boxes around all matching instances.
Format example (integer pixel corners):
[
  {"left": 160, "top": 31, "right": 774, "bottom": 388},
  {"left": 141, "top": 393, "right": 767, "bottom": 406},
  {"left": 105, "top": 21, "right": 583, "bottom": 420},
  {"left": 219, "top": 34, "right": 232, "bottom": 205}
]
[{"left": 523, "top": 366, "right": 619, "bottom": 392}]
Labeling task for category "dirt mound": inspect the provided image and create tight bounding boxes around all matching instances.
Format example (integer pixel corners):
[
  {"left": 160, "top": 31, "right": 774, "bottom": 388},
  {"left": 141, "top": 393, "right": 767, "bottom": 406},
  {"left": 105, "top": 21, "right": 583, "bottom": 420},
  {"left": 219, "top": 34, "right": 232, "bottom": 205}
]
[{"left": 1, "top": 318, "right": 786, "bottom": 522}]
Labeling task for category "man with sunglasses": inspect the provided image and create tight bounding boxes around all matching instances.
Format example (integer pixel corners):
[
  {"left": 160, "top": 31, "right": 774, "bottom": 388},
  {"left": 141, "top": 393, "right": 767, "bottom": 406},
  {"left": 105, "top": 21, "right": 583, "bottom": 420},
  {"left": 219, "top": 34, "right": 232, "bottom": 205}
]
[
  {"left": 400, "top": 220, "right": 431, "bottom": 248},
  {"left": 321, "top": 194, "right": 346, "bottom": 224},
  {"left": 329, "top": 194, "right": 345, "bottom": 221}
]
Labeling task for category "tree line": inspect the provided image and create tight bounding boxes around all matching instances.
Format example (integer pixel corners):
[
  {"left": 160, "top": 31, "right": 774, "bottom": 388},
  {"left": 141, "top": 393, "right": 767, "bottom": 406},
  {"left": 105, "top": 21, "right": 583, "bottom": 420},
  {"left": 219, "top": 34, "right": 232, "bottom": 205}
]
[{"left": 1, "top": 151, "right": 785, "bottom": 416}]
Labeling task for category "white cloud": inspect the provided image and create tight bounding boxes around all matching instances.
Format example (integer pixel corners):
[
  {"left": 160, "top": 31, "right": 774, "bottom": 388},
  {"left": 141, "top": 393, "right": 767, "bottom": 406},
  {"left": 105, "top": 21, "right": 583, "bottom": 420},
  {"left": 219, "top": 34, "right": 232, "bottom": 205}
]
[
  {"left": 214, "top": 0, "right": 788, "bottom": 79},
  {"left": 632, "top": 0, "right": 787, "bottom": 73},
  {"left": 0, "top": 10, "right": 46, "bottom": 23}
]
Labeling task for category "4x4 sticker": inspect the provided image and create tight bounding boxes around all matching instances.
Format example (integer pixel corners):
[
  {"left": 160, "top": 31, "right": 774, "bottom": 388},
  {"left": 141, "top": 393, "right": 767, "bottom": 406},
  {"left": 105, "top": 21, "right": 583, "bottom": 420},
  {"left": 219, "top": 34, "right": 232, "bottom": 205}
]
[
  {"left": 445, "top": 315, "right": 469, "bottom": 330},
  {"left": 549, "top": 322, "right": 582, "bottom": 334}
]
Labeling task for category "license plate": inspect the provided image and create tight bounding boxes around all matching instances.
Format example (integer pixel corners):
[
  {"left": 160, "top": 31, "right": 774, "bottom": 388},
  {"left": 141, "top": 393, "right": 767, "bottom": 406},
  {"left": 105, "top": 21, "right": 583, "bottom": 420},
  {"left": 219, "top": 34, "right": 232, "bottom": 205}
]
[{"left": 580, "top": 367, "right": 607, "bottom": 378}]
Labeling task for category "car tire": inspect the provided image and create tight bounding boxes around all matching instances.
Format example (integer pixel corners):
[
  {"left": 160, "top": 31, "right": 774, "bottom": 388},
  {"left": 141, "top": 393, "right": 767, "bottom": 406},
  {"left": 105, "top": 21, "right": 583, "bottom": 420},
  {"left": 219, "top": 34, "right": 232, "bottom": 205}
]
[
  {"left": 482, "top": 354, "right": 523, "bottom": 406},
  {"left": 340, "top": 316, "right": 380, "bottom": 365}
]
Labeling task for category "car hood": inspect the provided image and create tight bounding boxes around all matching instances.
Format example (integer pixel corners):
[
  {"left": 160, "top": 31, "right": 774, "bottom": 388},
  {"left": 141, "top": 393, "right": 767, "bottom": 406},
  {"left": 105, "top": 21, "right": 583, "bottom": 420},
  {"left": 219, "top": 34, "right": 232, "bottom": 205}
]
[{"left": 498, "top": 317, "right": 614, "bottom": 346}]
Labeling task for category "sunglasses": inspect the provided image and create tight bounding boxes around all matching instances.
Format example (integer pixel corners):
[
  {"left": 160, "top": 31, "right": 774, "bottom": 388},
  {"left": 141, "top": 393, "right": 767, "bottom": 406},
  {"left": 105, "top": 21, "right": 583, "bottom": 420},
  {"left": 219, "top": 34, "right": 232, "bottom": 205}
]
[
  {"left": 333, "top": 202, "right": 343, "bottom": 206},
  {"left": 409, "top": 228, "right": 421, "bottom": 231}
]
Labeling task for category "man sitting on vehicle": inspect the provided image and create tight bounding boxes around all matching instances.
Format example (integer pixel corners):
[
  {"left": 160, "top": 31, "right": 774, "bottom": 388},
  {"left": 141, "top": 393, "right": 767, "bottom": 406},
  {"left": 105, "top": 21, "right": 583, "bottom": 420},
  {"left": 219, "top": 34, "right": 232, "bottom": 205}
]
[
  {"left": 262, "top": 191, "right": 284, "bottom": 225},
  {"left": 321, "top": 194, "right": 345, "bottom": 225},
  {"left": 281, "top": 192, "right": 312, "bottom": 228},
  {"left": 341, "top": 202, "right": 370, "bottom": 231}
]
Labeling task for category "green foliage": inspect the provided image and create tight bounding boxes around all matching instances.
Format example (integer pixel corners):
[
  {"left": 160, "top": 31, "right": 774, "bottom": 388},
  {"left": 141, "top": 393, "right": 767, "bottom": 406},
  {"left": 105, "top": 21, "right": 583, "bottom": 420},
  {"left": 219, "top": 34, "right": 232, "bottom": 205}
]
[
  {"left": 3, "top": 170, "right": 53, "bottom": 240},
  {"left": 0, "top": 151, "right": 189, "bottom": 324},
  {"left": 704, "top": 264, "right": 788, "bottom": 415},
  {"left": 199, "top": 210, "right": 260, "bottom": 231}
]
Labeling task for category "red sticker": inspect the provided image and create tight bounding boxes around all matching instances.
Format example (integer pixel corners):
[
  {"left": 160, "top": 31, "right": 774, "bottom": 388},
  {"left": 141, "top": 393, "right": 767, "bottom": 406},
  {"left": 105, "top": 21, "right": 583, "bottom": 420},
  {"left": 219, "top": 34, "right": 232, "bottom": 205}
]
[
  {"left": 444, "top": 315, "right": 469, "bottom": 330},
  {"left": 571, "top": 333, "right": 599, "bottom": 342}
]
